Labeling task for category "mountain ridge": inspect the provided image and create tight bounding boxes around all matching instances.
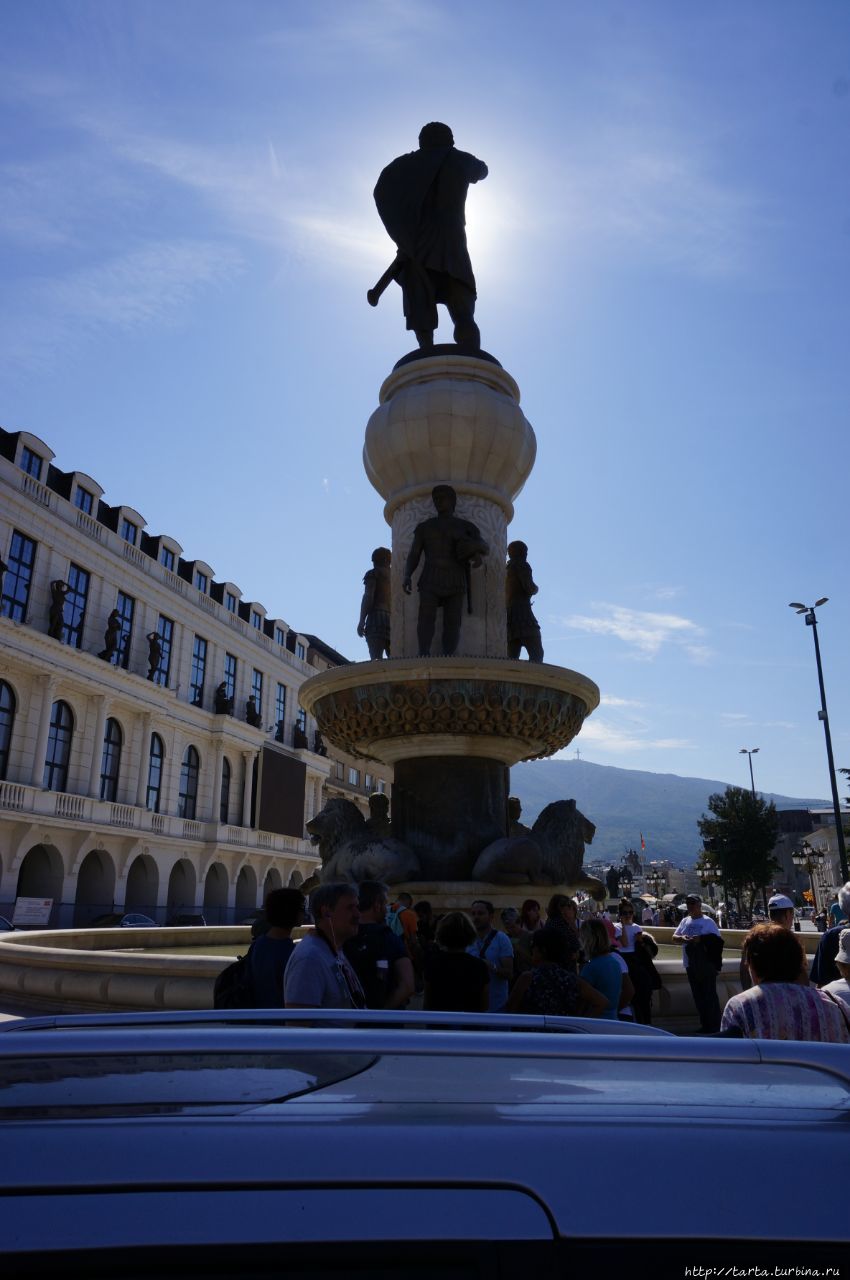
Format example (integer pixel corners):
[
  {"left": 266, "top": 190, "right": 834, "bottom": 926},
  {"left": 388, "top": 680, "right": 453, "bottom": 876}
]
[{"left": 509, "top": 758, "right": 829, "bottom": 865}]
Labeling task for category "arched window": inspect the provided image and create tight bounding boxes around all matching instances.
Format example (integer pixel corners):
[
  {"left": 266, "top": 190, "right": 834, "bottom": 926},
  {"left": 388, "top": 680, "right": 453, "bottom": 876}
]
[
  {"left": 146, "top": 734, "right": 164, "bottom": 813},
  {"left": 43, "top": 700, "right": 73, "bottom": 792},
  {"left": 0, "top": 681, "right": 15, "bottom": 781},
  {"left": 99, "top": 717, "right": 122, "bottom": 802},
  {"left": 220, "top": 757, "right": 231, "bottom": 825},
  {"left": 178, "top": 745, "right": 200, "bottom": 820}
]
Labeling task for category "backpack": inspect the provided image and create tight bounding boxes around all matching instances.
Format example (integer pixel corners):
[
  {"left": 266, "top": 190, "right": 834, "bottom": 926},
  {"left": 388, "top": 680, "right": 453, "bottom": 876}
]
[
  {"left": 213, "top": 947, "right": 256, "bottom": 1009},
  {"left": 344, "top": 927, "right": 394, "bottom": 1009},
  {"left": 385, "top": 906, "right": 405, "bottom": 938}
]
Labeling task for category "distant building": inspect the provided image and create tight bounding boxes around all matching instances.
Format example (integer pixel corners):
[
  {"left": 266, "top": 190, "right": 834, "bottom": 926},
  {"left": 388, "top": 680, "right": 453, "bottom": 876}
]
[{"left": 0, "top": 427, "right": 390, "bottom": 925}]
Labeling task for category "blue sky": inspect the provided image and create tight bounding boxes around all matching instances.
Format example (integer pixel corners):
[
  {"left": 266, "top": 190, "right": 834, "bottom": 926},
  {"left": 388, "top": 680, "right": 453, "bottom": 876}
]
[{"left": 2, "top": 0, "right": 848, "bottom": 799}]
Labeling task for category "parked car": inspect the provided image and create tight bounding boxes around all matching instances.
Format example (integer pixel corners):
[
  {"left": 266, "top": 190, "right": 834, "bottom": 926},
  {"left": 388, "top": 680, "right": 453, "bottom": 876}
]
[
  {"left": 88, "top": 912, "right": 157, "bottom": 928},
  {"left": 0, "top": 1009, "right": 846, "bottom": 1274},
  {"left": 0, "top": 915, "right": 15, "bottom": 932},
  {"left": 166, "top": 913, "right": 207, "bottom": 927}
]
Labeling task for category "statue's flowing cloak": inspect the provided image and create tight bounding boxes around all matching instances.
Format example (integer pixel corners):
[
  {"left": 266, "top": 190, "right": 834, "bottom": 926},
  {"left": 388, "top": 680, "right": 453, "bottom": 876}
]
[{"left": 374, "top": 147, "right": 486, "bottom": 294}]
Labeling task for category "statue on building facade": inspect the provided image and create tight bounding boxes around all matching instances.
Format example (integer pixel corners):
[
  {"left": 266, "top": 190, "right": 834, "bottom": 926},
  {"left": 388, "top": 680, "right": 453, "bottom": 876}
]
[
  {"left": 506, "top": 540, "right": 543, "bottom": 662},
  {"left": 313, "top": 730, "right": 328, "bottom": 757},
  {"left": 145, "top": 631, "right": 162, "bottom": 681},
  {"left": 47, "top": 579, "right": 69, "bottom": 640},
  {"left": 245, "top": 696, "right": 263, "bottom": 728},
  {"left": 370, "top": 122, "right": 488, "bottom": 351},
  {"left": 98, "top": 608, "right": 122, "bottom": 662},
  {"left": 293, "top": 723, "right": 309, "bottom": 750},
  {"left": 403, "top": 484, "right": 488, "bottom": 656},
  {"left": 213, "top": 682, "right": 234, "bottom": 715},
  {"left": 357, "top": 546, "right": 392, "bottom": 659}
]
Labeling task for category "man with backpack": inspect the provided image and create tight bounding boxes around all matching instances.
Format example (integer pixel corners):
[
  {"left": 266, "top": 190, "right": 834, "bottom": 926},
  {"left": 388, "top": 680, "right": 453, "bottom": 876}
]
[
  {"left": 248, "top": 888, "right": 305, "bottom": 1006},
  {"left": 214, "top": 887, "right": 304, "bottom": 1009},
  {"left": 343, "top": 882, "right": 415, "bottom": 1010}
]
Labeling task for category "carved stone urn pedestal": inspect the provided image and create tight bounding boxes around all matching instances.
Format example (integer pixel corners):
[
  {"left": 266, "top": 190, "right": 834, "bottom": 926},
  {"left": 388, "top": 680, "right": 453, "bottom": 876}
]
[{"left": 299, "top": 349, "right": 600, "bottom": 883}]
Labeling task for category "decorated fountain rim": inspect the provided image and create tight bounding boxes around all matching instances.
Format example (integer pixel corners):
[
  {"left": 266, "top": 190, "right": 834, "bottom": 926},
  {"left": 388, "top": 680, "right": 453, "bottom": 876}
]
[{"left": 299, "top": 656, "right": 601, "bottom": 716}]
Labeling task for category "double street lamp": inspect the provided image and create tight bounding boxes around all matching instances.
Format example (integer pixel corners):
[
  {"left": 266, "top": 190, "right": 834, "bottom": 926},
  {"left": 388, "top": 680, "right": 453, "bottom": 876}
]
[
  {"left": 788, "top": 598, "right": 849, "bottom": 882},
  {"left": 739, "top": 747, "right": 759, "bottom": 799},
  {"left": 792, "top": 839, "right": 826, "bottom": 913}
]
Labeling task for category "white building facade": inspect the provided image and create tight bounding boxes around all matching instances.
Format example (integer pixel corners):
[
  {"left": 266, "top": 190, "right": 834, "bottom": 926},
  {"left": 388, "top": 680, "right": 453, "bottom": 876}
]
[{"left": 0, "top": 428, "right": 390, "bottom": 926}]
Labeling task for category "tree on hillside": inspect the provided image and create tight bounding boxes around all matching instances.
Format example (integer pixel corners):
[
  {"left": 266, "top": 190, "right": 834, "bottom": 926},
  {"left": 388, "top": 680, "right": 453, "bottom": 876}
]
[{"left": 697, "top": 786, "right": 780, "bottom": 914}]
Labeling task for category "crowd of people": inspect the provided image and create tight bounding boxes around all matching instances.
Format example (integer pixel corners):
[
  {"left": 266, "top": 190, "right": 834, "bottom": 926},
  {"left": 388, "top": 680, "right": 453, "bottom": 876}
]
[{"left": 237, "top": 878, "right": 850, "bottom": 1045}]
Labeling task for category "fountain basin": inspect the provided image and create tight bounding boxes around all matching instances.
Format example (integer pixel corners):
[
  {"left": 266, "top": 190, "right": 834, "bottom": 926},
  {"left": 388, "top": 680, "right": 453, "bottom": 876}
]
[{"left": 299, "top": 656, "right": 600, "bottom": 766}]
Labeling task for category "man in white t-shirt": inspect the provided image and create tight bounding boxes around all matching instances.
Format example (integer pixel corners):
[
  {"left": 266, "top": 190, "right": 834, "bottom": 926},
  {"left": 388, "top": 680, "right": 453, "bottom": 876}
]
[
  {"left": 467, "top": 899, "right": 515, "bottom": 1012},
  {"left": 672, "top": 894, "right": 722, "bottom": 1032}
]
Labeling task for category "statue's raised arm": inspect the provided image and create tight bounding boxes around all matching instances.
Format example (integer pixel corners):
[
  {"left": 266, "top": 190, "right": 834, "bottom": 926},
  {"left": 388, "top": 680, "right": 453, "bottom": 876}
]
[{"left": 370, "top": 122, "right": 487, "bottom": 352}]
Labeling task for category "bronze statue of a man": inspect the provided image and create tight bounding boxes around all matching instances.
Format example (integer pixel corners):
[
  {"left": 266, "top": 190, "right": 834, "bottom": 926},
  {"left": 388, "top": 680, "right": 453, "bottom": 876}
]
[
  {"left": 357, "top": 547, "right": 392, "bottom": 660},
  {"left": 506, "top": 540, "right": 543, "bottom": 662},
  {"left": 403, "top": 484, "right": 488, "bottom": 656},
  {"left": 371, "top": 122, "right": 488, "bottom": 351},
  {"left": 47, "top": 580, "right": 69, "bottom": 640},
  {"left": 146, "top": 631, "right": 162, "bottom": 681},
  {"left": 98, "top": 608, "right": 123, "bottom": 663}
]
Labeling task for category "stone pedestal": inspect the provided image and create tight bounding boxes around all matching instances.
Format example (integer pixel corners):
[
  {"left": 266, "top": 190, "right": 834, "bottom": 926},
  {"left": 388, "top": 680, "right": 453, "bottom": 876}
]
[
  {"left": 364, "top": 353, "right": 536, "bottom": 659},
  {"left": 299, "top": 347, "right": 600, "bottom": 888}
]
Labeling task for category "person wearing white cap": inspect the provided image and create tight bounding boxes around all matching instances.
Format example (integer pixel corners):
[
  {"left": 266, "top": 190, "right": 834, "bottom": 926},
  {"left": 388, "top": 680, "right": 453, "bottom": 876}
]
[
  {"left": 739, "top": 893, "right": 806, "bottom": 993},
  {"left": 811, "top": 883, "right": 850, "bottom": 988},
  {"left": 821, "top": 929, "right": 850, "bottom": 1009}
]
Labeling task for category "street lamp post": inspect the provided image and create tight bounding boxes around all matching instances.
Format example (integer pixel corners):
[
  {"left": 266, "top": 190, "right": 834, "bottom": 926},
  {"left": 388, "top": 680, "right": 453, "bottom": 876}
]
[
  {"left": 792, "top": 839, "right": 826, "bottom": 914},
  {"left": 789, "top": 599, "right": 849, "bottom": 882},
  {"left": 739, "top": 747, "right": 759, "bottom": 799}
]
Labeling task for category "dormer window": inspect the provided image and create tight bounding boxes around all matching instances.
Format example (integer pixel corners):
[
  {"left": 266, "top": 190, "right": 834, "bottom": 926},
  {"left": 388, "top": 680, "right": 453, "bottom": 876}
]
[
  {"left": 275, "top": 627, "right": 286, "bottom": 646},
  {"left": 74, "top": 487, "right": 94, "bottom": 515},
  {"left": 226, "top": 592, "right": 237, "bottom": 613},
  {"left": 195, "top": 571, "right": 208, "bottom": 594},
  {"left": 121, "top": 519, "right": 138, "bottom": 546},
  {"left": 20, "top": 446, "right": 43, "bottom": 480},
  {"left": 160, "top": 547, "right": 175, "bottom": 571},
  {"left": 251, "top": 611, "right": 262, "bottom": 630},
  {"left": 296, "top": 641, "right": 306, "bottom": 660}
]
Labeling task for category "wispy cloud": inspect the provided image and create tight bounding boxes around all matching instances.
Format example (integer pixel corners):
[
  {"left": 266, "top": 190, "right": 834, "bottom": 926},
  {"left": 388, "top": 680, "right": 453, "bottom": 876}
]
[
  {"left": 1, "top": 240, "right": 242, "bottom": 373},
  {"left": 564, "top": 603, "right": 711, "bottom": 662},
  {"left": 560, "top": 717, "right": 694, "bottom": 755},
  {"left": 601, "top": 694, "right": 645, "bottom": 708},
  {"left": 263, "top": 0, "right": 445, "bottom": 63},
  {"left": 552, "top": 128, "right": 762, "bottom": 277}
]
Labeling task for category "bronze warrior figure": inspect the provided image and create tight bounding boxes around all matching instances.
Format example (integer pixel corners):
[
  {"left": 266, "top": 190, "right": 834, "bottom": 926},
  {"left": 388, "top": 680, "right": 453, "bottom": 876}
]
[{"left": 403, "top": 484, "right": 488, "bottom": 657}]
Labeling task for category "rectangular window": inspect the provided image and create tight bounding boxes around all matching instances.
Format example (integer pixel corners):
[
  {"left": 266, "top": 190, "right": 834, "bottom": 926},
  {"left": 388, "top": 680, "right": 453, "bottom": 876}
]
[
  {"left": 348, "top": 767, "right": 360, "bottom": 787},
  {"left": 115, "top": 591, "right": 135, "bottom": 669},
  {"left": 154, "top": 615, "right": 173, "bottom": 686},
  {"left": 74, "top": 487, "right": 93, "bottom": 515},
  {"left": 274, "top": 682, "right": 286, "bottom": 739},
  {"left": 190, "top": 635, "right": 207, "bottom": 706},
  {"left": 275, "top": 627, "right": 286, "bottom": 646},
  {"left": 296, "top": 641, "right": 306, "bottom": 660},
  {"left": 365, "top": 773, "right": 374, "bottom": 792},
  {"left": 251, "top": 611, "right": 262, "bottom": 630},
  {"left": 62, "top": 563, "right": 90, "bottom": 649},
  {"left": 224, "top": 652, "right": 237, "bottom": 701},
  {"left": 251, "top": 668, "right": 263, "bottom": 715},
  {"left": 20, "top": 446, "right": 42, "bottom": 479},
  {"left": 335, "top": 761, "right": 345, "bottom": 780},
  {"left": 296, "top": 707, "right": 307, "bottom": 734},
  {"left": 226, "top": 592, "right": 237, "bottom": 613},
  {"left": 195, "top": 571, "right": 208, "bottom": 594},
  {"left": 160, "top": 546, "right": 175, "bottom": 571},
  {"left": 120, "top": 518, "right": 137, "bottom": 546},
  {"left": 377, "top": 779, "right": 386, "bottom": 794},
  {"left": 1, "top": 530, "right": 37, "bottom": 623}
]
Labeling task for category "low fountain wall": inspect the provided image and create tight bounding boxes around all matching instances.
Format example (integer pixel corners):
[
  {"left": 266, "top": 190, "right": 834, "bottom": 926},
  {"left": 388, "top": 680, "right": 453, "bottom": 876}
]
[{"left": 0, "top": 926, "right": 825, "bottom": 1021}]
